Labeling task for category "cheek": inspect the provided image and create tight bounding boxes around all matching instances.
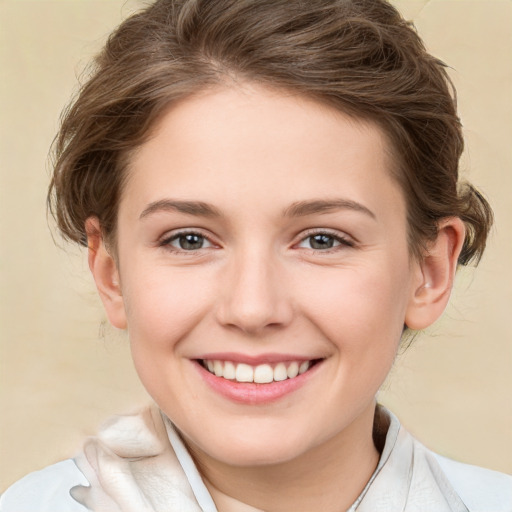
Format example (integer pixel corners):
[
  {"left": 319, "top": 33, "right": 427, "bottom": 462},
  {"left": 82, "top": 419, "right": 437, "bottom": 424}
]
[
  {"left": 121, "top": 263, "right": 215, "bottom": 352},
  {"left": 294, "top": 257, "right": 413, "bottom": 399},
  {"left": 299, "top": 265, "right": 409, "bottom": 399},
  {"left": 297, "top": 262, "right": 410, "bottom": 343},
  {"left": 120, "top": 265, "right": 218, "bottom": 407}
]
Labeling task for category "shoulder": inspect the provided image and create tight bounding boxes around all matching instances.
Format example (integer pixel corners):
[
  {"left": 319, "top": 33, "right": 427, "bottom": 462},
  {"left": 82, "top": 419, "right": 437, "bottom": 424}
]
[
  {"left": 0, "top": 459, "right": 89, "bottom": 512},
  {"left": 376, "top": 407, "right": 512, "bottom": 512},
  {"left": 432, "top": 452, "right": 512, "bottom": 512}
]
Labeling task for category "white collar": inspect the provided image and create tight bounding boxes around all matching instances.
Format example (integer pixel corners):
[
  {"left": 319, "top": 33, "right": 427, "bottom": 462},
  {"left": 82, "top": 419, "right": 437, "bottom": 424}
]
[{"left": 71, "top": 404, "right": 469, "bottom": 512}]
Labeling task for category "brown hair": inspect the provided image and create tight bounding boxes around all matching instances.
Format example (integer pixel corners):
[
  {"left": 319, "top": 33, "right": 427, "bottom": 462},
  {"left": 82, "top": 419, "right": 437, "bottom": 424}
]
[{"left": 48, "top": 0, "right": 493, "bottom": 264}]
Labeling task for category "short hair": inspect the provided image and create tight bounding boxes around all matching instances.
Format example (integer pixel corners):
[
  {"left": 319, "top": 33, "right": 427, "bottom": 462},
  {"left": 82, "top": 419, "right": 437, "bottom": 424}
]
[{"left": 48, "top": 0, "right": 493, "bottom": 264}]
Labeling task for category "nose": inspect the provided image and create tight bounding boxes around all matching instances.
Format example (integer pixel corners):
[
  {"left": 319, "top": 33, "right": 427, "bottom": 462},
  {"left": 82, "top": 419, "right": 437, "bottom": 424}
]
[{"left": 215, "top": 249, "right": 294, "bottom": 335}]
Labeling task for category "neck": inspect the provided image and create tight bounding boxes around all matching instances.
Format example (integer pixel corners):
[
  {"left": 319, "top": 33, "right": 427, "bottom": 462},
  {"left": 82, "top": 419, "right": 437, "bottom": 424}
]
[{"left": 188, "top": 403, "right": 381, "bottom": 512}]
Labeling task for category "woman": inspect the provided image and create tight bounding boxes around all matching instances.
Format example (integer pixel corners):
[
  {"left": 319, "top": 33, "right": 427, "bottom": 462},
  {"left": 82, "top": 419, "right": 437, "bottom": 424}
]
[{"left": 1, "top": 1, "right": 510, "bottom": 510}]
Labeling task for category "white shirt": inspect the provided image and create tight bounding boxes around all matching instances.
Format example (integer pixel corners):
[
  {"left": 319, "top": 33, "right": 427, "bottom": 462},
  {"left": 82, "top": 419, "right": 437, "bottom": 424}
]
[{"left": 1, "top": 405, "right": 510, "bottom": 511}]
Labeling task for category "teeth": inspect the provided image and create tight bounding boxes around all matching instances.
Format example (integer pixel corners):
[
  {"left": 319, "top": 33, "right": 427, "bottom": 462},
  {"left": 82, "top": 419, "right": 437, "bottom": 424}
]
[
  {"left": 273, "top": 363, "right": 288, "bottom": 382},
  {"left": 203, "top": 359, "right": 315, "bottom": 383},
  {"left": 299, "top": 361, "right": 310, "bottom": 374},
  {"left": 235, "top": 363, "right": 254, "bottom": 382},
  {"left": 287, "top": 362, "right": 299, "bottom": 379},
  {"left": 223, "top": 361, "right": 236, "bottom": 380},
  {"left": 213, "top": 360, "right": 223, "bottom": 377},
  {"left": 254, "top": 364, "right": 273, "bottom": 384}
]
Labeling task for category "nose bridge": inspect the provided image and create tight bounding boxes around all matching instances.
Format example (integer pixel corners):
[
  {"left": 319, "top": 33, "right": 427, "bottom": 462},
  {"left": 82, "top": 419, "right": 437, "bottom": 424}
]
[{"left": 217, "top": 242, "right": 292, "bottom": 334}]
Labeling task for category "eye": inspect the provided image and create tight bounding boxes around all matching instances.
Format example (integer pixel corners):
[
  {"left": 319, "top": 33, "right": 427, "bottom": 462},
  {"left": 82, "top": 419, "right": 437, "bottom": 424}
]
[
  {"left": 163, "top": 232, "right": 214, "bottom": 251},
  {"left": 297, "top": 232, "right": 353, "bottom": 251}
]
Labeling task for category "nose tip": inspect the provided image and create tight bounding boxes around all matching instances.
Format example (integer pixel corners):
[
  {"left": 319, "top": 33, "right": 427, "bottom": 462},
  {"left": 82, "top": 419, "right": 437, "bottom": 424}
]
[
  {"left": 220, "top": 300, "right": 289, "bottom": 335},
  {"left": 215, "top": 258, "right": 293, "bottom": 335}
]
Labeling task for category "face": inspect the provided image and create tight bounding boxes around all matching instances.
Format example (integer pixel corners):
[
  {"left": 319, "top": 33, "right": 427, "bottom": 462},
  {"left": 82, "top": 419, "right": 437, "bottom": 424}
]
[{"left": 108, "top": 84, "right": 425, "bottom": 467}]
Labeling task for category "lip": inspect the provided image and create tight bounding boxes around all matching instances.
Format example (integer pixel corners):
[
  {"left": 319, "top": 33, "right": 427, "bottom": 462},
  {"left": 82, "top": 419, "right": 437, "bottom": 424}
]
[
  {"left": 193, "top": 357, "right": 324, "bottom": 405},
  {"left": 197, "top": 352, "right": 313, "bottom": 365}
]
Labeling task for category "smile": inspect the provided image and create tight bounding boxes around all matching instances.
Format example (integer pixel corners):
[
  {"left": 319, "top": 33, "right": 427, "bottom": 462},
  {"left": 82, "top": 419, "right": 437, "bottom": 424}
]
[{"left": 200, "top": 359, "right": 318, "bottom": 383}]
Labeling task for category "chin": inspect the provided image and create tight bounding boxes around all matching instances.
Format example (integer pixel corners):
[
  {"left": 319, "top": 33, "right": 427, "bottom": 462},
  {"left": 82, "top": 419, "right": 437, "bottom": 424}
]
[
  {"left": 213, "top": 444, "right": 305, "bottom": 468},
  {"left": 189, "top": 422, "right": 315, "bottom": 467}
]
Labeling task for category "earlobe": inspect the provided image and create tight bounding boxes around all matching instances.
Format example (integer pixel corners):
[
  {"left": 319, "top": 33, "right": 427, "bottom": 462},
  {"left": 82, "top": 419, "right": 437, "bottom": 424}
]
[
  {"left": 85, "top": 218, "right": 127, "bottom": 330},
  {"left": 405, "top": 217, "right": 466, "bottom": 331}
]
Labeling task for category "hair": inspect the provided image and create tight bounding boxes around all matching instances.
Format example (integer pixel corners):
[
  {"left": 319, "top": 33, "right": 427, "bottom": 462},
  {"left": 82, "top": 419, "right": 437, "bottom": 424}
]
[{"left": 48, "top": 0, "right": 493, "bottom": 264}]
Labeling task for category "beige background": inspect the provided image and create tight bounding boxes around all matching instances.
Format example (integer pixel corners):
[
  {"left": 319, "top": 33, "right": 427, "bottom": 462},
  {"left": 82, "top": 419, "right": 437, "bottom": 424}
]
[{"left": 1, "top": 0, "right": 511, "bottom": 491}]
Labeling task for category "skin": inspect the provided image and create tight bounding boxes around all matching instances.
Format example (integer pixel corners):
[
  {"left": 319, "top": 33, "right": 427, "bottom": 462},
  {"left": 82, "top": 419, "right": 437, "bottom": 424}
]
[{"left": 87, "top": 83, "right": 465, "bottom": 512}]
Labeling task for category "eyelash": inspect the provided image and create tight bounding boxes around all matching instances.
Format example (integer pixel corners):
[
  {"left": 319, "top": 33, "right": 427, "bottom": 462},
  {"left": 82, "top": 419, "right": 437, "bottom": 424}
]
[
  {"left": 158, "top": 230, "right": 215, "bottom": 254},
  {"left": 295, "top": 229, "right": 355, "bottom": 253},
  {"left": 158, "top": 229, "right": 355, "bottom": 254}
]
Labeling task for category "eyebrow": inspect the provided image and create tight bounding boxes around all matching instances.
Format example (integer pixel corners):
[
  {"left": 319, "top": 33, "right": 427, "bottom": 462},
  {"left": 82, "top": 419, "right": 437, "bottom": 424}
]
[
  {"left": 283, "top": 199, "right": 376, "bottom": 219},
  {"left": 139, "top": 197, "right": 376, "bottom": 221},
  {"left": 139, "top": 199, "right": 223, "bottom": 219}
]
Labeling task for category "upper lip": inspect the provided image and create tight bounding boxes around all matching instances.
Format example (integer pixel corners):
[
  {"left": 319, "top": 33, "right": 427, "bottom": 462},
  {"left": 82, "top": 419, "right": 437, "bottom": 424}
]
[{"left": 195, "top": 352, "right": 322, "bottom": 365}]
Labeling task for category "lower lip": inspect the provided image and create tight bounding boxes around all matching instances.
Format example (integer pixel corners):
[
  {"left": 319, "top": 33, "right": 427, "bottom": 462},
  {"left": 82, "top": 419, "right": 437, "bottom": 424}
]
[{"left": 194, "top": 360, "right": 322, "bottom": 405}]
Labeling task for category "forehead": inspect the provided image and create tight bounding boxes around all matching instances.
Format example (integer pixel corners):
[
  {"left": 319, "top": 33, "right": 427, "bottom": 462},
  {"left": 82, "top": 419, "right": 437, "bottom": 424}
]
[{"left": 122, "top": 84, "right": 405, "bottom": 223}]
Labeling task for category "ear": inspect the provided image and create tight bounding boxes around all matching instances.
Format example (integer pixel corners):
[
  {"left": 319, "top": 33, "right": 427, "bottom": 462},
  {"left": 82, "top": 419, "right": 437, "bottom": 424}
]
[
  {"left": 85, "top": 217, "right": 127, "bottom": 330},
  {"left": 405, "top": 217, "right": 465, "bottom": 331}
]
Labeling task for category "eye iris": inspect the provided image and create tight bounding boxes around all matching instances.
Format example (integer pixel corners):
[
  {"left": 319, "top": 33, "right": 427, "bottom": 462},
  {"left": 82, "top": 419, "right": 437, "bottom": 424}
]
[
  {"left": 179, "top": 234, "right": 204, "bottom": 250},
  {"left": 310, "top": 234, "right": 334, "bottom": 249}
]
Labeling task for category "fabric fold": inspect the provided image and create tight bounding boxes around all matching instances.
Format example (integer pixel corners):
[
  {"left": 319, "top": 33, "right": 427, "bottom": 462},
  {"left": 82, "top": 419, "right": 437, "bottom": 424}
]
[{"left": 71, "top": 406, "right": 204, "bottom": 512}]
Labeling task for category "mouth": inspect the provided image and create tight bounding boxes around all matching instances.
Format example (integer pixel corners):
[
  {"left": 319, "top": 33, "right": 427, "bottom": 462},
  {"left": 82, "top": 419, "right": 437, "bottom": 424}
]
[
  {"left": 199, "top": 358, "right": 321, "bottom": 384},
  {"left": 193, "top": 356, "right": 324, "bottom": 404}
]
